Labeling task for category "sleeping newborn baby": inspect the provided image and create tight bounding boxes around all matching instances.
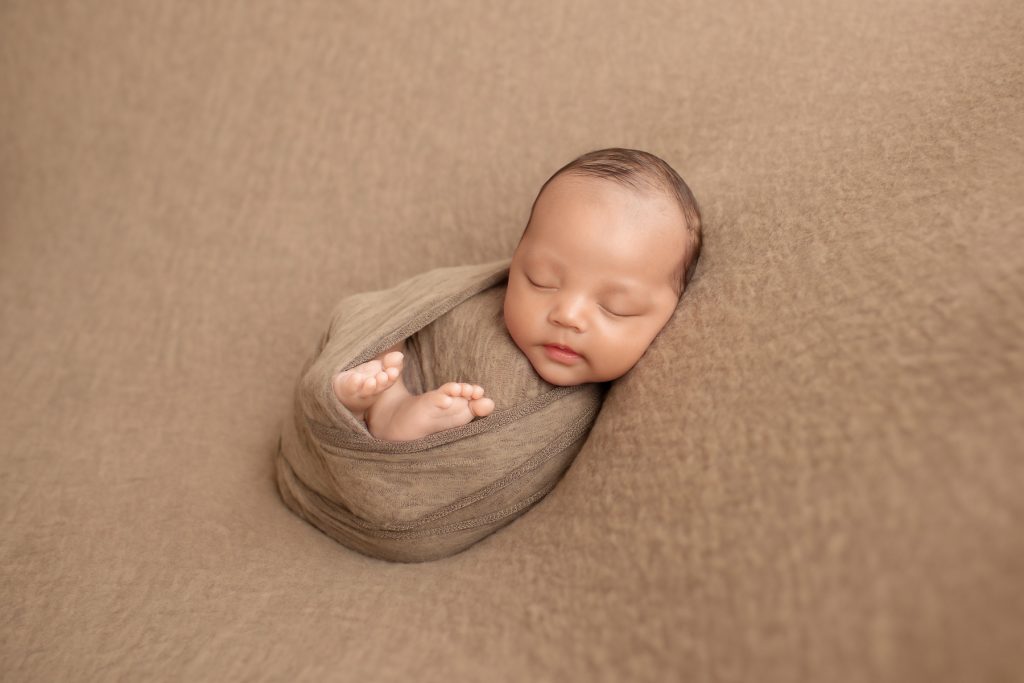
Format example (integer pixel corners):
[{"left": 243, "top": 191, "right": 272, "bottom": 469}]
[{"left": 332, "top": 148, "right": 703, "bottom": 441}]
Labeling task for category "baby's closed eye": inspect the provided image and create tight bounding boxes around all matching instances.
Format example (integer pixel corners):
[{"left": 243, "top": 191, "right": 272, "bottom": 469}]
[
  {"left": 526, "top": 275, "right": 556, "bottom": 289},
  {"left": 599, "top": 304, "right": 639, "bottom": 318}
]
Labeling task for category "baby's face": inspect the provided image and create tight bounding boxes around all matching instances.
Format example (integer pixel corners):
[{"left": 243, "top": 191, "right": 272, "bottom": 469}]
[{"left": 504, "top": 174, "right": 688, "bottom": 386}]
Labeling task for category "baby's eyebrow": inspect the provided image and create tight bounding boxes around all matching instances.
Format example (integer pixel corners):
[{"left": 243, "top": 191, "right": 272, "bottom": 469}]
[
  {"left": 600, "top": 280, "right": 642, "bottom": 296},
  {"left": 524, "top": 251, "right": 563, "bottom": 270}
]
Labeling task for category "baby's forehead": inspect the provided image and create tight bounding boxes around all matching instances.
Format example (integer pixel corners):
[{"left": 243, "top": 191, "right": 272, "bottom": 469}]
[
  {"left": 531, "top": 238, "right": 653, "bottom": 266},
  {"left": 553, "top": 174, "right": 684, "bottom": 226},
  {"left": 526, "top": 207, "right": 688, "bottom": 257}
]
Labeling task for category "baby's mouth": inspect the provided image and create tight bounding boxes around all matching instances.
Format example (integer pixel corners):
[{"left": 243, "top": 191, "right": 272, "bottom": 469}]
[{"left": 543, "top": 344, "right": 583, "bottom": 364}]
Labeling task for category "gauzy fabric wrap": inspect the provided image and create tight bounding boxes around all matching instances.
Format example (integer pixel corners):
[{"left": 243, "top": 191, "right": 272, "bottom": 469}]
[{"left": 275, "top": 259, "right": 607, "bottom": 563}]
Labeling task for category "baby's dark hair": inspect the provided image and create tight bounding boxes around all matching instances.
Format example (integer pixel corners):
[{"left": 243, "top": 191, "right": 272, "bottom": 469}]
[{"left": 523, "top": 148, "right": 703, "bottom": 296}]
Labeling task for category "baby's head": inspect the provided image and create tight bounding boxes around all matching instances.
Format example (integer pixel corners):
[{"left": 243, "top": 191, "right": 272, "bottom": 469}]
[{"left": 503, "top": 148, "right": 703, "bottom": 386}]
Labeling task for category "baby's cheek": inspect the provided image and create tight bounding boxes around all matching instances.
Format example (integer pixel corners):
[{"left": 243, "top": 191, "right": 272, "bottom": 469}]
[
  {"left": 606, "top": 335, "right": 647, "bottom": 376},
  {"left": 502, "top": 304, "right": 528, "bottom": 348}
]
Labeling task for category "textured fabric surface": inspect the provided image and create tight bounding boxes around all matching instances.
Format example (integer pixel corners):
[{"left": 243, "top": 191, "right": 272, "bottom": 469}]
[
  {"left": 408, "top": 285, "right": 553, "bottom": 406},
  {"left": 276, "top": 259, "right": 604, "bottom": 562},
  {"left": 1, "top": 0, "right": 1022, "bottom": 681}
]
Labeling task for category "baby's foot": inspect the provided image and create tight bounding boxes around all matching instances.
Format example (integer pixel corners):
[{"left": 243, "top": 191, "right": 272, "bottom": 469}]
[
  {"left": 332, "top": 351, "right": 404, "bottom": 420},
  {"left": 370, "top": 382, "right": 495, "bottom": 442}
]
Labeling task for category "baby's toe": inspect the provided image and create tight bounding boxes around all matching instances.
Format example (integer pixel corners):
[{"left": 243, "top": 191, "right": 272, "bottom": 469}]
[
  {"left": 358, "top": 375, "right": 378, "bottom": 394},
  {"left": 382, "top": 351, "right": 404, "bottom": 370},
  {"left": 439, "top": 382, "right": 462, "bottom": 397},
  {"left": 470, "top": 397, "right": 495, "bottom": 417},
  {"left": 357, "top": 359, "right": 383, "bottom": 375},
  {"left": 469, "top": 385, "right": 485, "bottom": 400},
  {"left": 340, "top": 371, "right": 363, "bottom": 392}
]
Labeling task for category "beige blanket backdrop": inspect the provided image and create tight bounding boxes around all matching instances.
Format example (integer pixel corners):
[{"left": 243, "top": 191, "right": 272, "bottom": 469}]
[{"left": 2, "top": 1, "right": 1021, "bottom": 681}]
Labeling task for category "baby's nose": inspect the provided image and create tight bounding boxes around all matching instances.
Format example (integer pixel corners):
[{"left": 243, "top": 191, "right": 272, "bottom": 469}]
[{"left": 548, "top": 298, "right": 586, "bottom": 331}]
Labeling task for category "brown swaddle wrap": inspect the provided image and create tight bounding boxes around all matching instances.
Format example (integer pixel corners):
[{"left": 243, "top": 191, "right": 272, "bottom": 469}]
[{"left": 275, "top": 259, "right": 606, "bottom": 562}]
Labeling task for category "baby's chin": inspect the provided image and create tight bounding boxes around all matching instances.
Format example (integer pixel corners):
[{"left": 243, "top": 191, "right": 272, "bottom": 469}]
[
  {"left": 536, "top": 370, "right": 586, "bottom": 387},
  {"left": 530, "top": 351, "right": 628, "bottom": 386}
]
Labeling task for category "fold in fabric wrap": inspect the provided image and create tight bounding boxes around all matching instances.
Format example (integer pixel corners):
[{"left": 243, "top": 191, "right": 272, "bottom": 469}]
[{"left": 275, "top": 258, "right": 607, "bottom": 562}]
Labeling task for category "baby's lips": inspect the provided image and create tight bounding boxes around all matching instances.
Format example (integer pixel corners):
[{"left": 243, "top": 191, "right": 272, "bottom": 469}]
[
  {"left": 554, "top": 343, "right": 579, "bottom": 353},
  {"left": 545, "top": 342, "right": 583, "bottom": 357}
]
